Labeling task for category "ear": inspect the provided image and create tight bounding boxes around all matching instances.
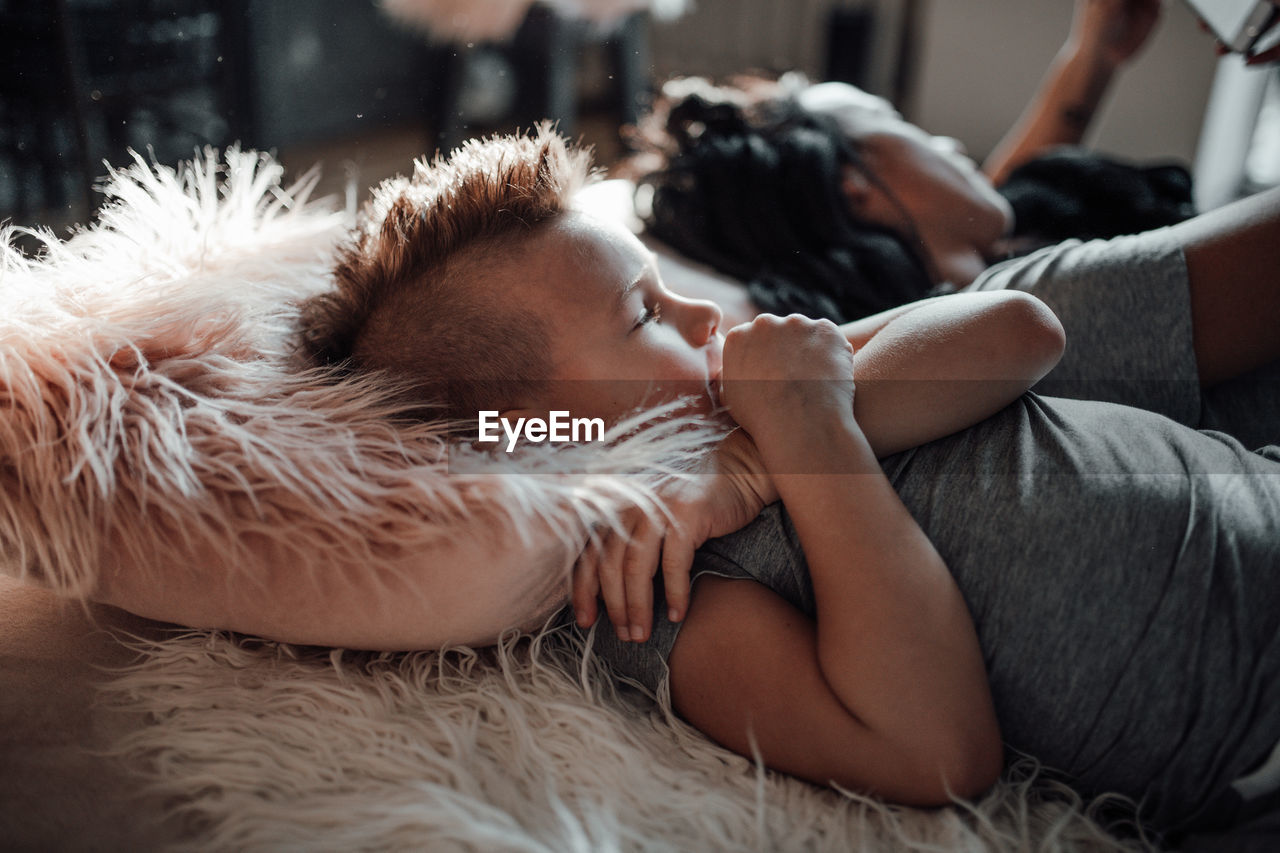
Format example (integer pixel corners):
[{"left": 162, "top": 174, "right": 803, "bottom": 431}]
[
  {"left": 499, "top": 407, "right": 540, "bottom": 423},
  {"left": 840, "top": 164, "right": 873, "bottom": 209}
]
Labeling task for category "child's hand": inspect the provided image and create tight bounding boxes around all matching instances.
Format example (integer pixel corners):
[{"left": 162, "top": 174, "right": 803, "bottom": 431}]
[
  {"left": 718, "top": 314, "right": 857, "bottom": 445},
  {"left": 570, "top": 428, "right": 777, "bottom": 642}
]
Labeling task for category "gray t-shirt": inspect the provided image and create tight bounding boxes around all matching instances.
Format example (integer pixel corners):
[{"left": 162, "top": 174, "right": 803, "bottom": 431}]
[
  {"left": 966, "top": 230, "right": 1200, "bottom": 425},
  {"left": 967, "top": 229, "right": 1280, "bottom": 450},
  {"left": 580, "top": 394, "right": 1280, "bottom": 833}
]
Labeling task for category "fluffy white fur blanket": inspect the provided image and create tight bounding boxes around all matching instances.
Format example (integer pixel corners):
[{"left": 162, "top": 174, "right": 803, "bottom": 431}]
[
  {"left": 101, "top": 627, "right": 1154, "bottom": 852},
  {"left": 0, "top": 148, "right": 718, "bottom": 650},
  {"left": 3, "top": 149, "right": 1154, "bottom": 851}
]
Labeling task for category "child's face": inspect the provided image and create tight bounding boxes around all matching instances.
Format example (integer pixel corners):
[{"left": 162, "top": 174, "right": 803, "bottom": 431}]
[{"left": 512, "top": 210, "right": 725, "bottom": 425}]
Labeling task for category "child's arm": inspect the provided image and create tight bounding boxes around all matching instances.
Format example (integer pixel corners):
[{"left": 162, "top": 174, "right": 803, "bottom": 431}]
[
  {"left": 579, "top": 290, "right": 1062, "bottom": 643},
  {"left": 845, "top": 289, "right": 1065, "bottom": 456},
  {"left": 669, "top": 314, "right": 1001, "bottom": 803}
]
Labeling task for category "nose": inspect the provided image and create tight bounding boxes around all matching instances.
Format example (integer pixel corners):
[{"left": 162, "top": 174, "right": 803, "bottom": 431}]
[{"left": 675, "top": 294, "right": 722, "bottom": 347}]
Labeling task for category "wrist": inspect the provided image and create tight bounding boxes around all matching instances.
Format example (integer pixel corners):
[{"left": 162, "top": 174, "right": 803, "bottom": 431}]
[
  {"left": 1048, "top": 42, "right": 1117, "bottom": 133},
  {"left": 717, "top": 428, "right": 779, "bottom": 506},
  {"left": 1060, "top": 37, "right": 1122, "bottom": 76},
  {"left": 753, "top": 408, "right": 874, "bottom": 476}
]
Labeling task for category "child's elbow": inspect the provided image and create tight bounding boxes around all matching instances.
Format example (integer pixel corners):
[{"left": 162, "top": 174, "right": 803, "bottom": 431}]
[
  {"left": 994, "top": 291, "right": 1066, "bottom": 380},
  {"left": 945, "top": 730, "right": 1005, "bottom": 801},
  {"left": 910, "top": 727, "right": 1005, "bottom": 805}
]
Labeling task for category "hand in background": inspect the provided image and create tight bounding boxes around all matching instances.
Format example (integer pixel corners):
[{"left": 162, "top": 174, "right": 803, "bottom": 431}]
[
  {"left": 1244, "top": 0, "right": 1280, "bottom": 64},
  {"left": 1249, "top": 42, "right": 1280, "bottom": 65},
  {"left": 1195, "top": 0, "right": 1280, "bottom": 64},
  {"left": 1070, "top": 0, "right": 1163, "bottom": 69},
  {"left": 570, "top": 427, "right": 777, "bottom": 642}
]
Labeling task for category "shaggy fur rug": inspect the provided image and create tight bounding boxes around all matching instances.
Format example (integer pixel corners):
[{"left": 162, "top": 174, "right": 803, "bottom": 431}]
[
  {"left": 3, "top": 148, "right": 1158, "bottom": 851},
  {"left": 101, "top": 626, "right": 1156, "bottom": 852}
]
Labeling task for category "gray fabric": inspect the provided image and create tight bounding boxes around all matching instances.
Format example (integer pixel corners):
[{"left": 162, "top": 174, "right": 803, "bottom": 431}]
[
  {"left": 969, "top": 230, "right": 1202, "bottom": 425},
  {"left": 580, "top": 395, "right": 1280, "bottom": 836},
  {"left": 970, "top": 229, "right": 1280, "bottom": 448},
  {"left": 1201, "top": 358, "right": 1280, "bottom": 451}
]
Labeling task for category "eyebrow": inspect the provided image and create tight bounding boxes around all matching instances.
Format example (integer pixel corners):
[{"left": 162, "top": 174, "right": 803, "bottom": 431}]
[
  {"left": 611, "top": 257, "right": 655, "bottom": 318},
  {"left": 612, "top": 279, "right": 641, "bottom": 317}
]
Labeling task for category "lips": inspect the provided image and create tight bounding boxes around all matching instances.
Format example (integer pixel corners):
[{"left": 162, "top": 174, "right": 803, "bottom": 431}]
[
  {"left": 707, "top": 371, "right": 723, "bottom": 410},
  {"left": 706, "top": 337, "right": 724, "bottom": 408}
]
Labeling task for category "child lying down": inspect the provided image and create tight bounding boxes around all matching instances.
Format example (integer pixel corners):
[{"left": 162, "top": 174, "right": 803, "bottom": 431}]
[{"left": 299, "top": 127, "right": 1280, "bottom": 844}]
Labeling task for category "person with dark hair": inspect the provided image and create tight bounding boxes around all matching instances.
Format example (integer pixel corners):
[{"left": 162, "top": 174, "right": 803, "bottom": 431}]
[
  {"left": 635, "top": 0, "right": 1177, "bottom": 318},
  {"left": 629, "top": 0, "right": 1280, "bottom": 449}
]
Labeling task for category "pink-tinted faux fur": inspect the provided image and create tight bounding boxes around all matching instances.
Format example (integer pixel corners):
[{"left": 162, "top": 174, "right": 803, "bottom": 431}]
[{"left": 0, "top": 147, "right": 718, "bottom": 649}]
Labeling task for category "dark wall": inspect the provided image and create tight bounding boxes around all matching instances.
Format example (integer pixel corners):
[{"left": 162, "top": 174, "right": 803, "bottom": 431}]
[
  {"left": 0, "top": 1, "right": 442, "bottom": 224},
  {"left": 245, "top": 0, "right": 434, "bottom": 148}
]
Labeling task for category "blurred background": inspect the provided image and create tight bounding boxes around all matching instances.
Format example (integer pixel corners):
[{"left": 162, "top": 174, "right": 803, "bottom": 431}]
[{"left": 2, "top": 0, "right": 1276, "bottom": 235}]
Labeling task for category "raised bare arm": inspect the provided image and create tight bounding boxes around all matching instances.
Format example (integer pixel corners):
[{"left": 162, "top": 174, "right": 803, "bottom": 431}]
[{"left": 983, "top": 0, "right": 1162, "bottom": 185}]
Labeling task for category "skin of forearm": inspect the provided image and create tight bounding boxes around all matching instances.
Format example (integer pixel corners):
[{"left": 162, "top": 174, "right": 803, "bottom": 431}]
[
  {"left": 983, "top": 44, "right": 1116, "bottom": 185},
  {"left": 836, "top": 295, "right": 949, "bottom": 350},
  {"left": 750, "top": 410, "right": 999, "bottom": 773},
  {"left": 842, "top": 291, "right": 1065, "bottom": 457}
]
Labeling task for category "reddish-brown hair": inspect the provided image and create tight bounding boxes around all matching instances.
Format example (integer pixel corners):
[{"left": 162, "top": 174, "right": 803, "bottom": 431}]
[{"left": 299, "top": 126, "right": 593, "bottom": 422}]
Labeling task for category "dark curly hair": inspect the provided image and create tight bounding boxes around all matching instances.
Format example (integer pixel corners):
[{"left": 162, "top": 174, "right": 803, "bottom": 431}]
[
  {"left": 633, "top": 79, "right": 1196, "bottom": 324},
  {"left": 998, "top": 147, "right": 1196, "bottom": 244},
  {"left": 636, "top": 83, "right": 936, "bottom": 324}
]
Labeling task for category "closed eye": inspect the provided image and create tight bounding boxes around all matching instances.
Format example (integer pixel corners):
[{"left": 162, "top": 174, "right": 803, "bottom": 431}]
[{"left": 633, "top": 302, "right": 662, "bottom": 330}]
